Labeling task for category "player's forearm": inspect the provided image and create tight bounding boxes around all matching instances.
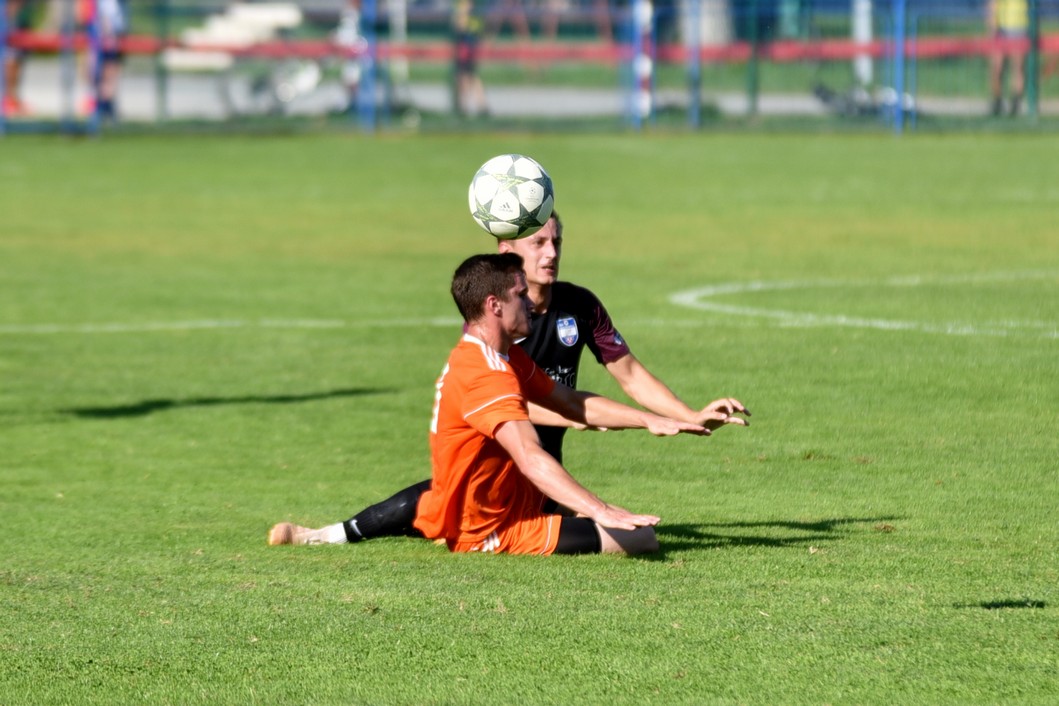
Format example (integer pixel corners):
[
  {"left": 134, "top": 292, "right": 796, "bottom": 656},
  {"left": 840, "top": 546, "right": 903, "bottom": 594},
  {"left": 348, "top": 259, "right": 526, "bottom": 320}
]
[
  {"left": 527, "top": 401, "right": 588, "bottom": 429},
  {"left": 519, "top": 449, "right": 608, "bottom": 519},
  {"left": 576, "top": 393, "right": 661, "bottom": 430},
  {"left": 622, "top": 374, "right": 698, "bottom": 423},
  {"left": 608, "top": 356, "right": 698, "bottom": 423},
  {"left": 540, "top": 386, "right": 644, "bottom": 430},
  {"left": 497, "top": 421, "right": 609, "bottom": 518}
]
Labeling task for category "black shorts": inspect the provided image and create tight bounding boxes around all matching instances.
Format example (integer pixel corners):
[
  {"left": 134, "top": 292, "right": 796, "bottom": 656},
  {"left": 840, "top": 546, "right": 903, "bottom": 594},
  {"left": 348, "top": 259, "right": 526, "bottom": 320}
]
[
  {"left": 454, "top": 34, "right": 479, "bottom": 73},
  {"left": 553, "top": 517, "right": 602, "bottom": 555}
]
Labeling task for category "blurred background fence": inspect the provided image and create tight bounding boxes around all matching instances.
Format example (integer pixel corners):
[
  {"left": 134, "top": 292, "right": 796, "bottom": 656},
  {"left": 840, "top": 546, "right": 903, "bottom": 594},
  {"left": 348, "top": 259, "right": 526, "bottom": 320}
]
[{"left": 2, "top": 0, "right": 1058, "bottom": 134}]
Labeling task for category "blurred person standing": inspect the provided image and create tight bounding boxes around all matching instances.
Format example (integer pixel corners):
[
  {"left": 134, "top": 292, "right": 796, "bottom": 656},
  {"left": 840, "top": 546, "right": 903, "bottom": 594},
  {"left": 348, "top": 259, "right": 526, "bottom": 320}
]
[
  {"left": 334, "top": 0, "right": 364, "bottom": 114},
  {"left": 987, "top": 0, "right": 1028, "bottom": 116},
  {"left": 452, "top": 0, "right": 486, "bottom": 117},
  {"left": 541, "top": 0, "right": 613, "bottom": 43},
  {"left": 79, "top": 0, "right": 127, "bottom": 120},
  {"left": 3, "top": 0, "right": 33, "bottom": 116},
  {"left": 485, "top": 0, "right": 530, "bottom": 42}
]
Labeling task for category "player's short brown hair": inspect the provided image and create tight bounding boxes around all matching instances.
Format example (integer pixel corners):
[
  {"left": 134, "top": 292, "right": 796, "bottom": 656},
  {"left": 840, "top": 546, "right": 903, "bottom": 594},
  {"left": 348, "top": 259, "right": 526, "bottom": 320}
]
[
  {"left": 451, "top": 253, "right": 524, "bottom": 322},
  {"left": 549, "top": 209, "right": 563, "bottom": 236}
]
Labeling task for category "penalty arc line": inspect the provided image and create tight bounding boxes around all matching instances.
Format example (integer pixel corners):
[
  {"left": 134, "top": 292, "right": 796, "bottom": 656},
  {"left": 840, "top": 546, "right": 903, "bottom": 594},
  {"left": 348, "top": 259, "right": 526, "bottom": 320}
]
[{"left": 667, "top": 269, "right": 1059, "bottom": 340}]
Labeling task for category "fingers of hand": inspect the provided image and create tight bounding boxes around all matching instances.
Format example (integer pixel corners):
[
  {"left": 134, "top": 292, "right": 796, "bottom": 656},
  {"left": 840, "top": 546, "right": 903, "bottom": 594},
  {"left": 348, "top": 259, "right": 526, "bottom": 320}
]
[
  {"left": 677, "top": 421, "right": 707, "bottom": 434},
  {"left": 599, "top": 507, "right": 660, "bottom": 529},
  {"left": 707, "top": 398, "right": 752, "bottom": 417},
  {"left": 702, "top": 412, "right": 748, "bottom": 430}
]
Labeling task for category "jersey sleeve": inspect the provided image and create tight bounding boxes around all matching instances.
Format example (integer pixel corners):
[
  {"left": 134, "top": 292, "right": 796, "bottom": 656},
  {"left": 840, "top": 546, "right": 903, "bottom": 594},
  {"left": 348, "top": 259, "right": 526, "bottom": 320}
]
[
  {"left": 583, "top": 289, "right": 631, "bottom": 364},
  {"left": 509, "top": 345, "right": 556, "bottom": 403},
  {"left": 460, "top": 364, "right": 530, "bottom": 439}
]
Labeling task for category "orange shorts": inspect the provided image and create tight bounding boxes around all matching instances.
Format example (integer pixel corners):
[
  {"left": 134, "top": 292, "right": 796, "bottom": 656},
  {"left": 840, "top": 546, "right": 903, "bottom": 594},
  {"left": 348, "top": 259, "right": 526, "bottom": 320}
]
[{"left": 449, "top": 513, "right": 562, "bottom": 556}]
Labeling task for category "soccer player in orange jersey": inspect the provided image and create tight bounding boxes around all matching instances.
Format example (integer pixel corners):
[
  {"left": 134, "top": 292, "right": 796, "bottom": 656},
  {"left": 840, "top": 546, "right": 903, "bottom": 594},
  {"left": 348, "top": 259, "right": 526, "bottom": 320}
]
[{"left": 270, "top": 253, "right": 711, "bottom": 555}]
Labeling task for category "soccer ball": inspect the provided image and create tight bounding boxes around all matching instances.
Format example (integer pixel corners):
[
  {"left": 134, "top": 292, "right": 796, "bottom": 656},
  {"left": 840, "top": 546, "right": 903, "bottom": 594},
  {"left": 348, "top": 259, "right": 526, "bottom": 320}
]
[{"left": 468, "top": 154, "right": 555, "bottom": 239}]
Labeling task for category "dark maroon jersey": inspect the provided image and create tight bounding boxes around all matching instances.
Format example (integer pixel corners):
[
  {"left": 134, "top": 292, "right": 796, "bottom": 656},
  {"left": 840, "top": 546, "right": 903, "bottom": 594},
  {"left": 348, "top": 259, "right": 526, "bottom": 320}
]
[{"left": 515, "top": 281, "right": 630, "bottom": 462}]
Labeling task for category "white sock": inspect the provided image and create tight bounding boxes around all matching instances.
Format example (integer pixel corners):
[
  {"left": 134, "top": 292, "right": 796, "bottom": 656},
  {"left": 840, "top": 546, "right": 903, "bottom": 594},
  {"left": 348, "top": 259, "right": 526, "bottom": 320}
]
[{"left": 320, "top": 523, "right": 348, "bottom": 544}]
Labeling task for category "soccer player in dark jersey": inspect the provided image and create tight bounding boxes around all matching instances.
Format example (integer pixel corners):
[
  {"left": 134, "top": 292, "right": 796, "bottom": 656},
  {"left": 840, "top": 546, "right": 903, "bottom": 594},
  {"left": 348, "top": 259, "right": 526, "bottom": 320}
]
[
  {"left": 497, "top": 210, "right": 749, "bottom": 463},
  {"left": 268, "top": 214, "right": 749, "bottom": 548}
]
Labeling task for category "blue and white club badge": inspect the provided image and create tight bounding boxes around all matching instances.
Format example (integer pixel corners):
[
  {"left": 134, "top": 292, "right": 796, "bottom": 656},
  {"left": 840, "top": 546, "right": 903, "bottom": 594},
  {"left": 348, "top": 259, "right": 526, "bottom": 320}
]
[{"left": 556, "top": 316, "right": 579, "bottom": 347}]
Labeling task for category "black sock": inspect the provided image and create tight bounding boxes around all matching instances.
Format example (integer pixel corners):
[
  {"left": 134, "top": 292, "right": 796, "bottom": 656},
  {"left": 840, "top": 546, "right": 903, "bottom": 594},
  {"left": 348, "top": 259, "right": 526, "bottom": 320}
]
[{"left": 343, "top": 479, "right": 431, "bottom": 542}]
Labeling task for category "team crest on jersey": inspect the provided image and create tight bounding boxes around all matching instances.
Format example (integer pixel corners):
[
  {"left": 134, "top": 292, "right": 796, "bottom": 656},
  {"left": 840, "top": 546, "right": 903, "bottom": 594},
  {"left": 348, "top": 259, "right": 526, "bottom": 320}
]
[{"left": 556, "top": 317, "right": 579, "bottom": 347}]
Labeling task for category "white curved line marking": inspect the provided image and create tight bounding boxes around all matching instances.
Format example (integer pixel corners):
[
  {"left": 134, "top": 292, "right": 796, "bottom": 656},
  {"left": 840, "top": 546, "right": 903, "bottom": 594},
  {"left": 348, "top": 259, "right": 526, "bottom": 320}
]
[{"left": 669, "top": 270, "right": 1058, "bottom": 339}]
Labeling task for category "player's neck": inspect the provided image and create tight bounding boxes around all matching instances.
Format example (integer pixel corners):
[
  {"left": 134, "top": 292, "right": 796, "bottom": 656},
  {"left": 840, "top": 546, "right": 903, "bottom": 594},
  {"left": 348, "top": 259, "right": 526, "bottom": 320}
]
[
  {"left": 469, "top": 321, "right": 511, "bottom": 356},
  {"left": 528, "top": 282, "right": 551, "bottom": 314}
]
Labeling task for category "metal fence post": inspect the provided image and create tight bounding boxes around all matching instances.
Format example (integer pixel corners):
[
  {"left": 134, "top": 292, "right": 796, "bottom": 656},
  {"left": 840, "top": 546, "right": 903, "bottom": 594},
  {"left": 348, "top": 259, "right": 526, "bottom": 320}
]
[
  {"left": 746, "top": 0, "right": 759, "bottom": 118},
  {"left": 155, "top": 0, "right": 170, "bottom": 122},
  {"left": 357, "top": 0, "right": 378, "bottom": 132},
  {"left": 1027, "top": 0, "right": 1039, "bottom": 120},
  {"left": 891, "top": 0, "right": 906, "bottom": 134},
  {"left": 628, "top": 0, "right": 654, "bottom": 130},
  {"left": 687, "top": 0, "right": 702, "bottom": 128},
  {"left": 83, "top": 0, "right": 101, "bottom": 135}
]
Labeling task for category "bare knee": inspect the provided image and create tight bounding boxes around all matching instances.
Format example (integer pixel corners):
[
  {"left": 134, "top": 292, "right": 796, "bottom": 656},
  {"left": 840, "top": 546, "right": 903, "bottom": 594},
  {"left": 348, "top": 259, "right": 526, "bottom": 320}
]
[{"left": 597, "top": 525, "right": 659, "bottom": 555}]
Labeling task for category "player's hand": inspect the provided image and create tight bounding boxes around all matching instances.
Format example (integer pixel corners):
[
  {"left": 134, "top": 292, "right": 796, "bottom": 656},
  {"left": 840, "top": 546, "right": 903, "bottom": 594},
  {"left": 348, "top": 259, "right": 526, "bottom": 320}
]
[
  {"left": 591, "top": 503, "right": 660, "bottom": 531},
  {"left": 697, "top": 397, "right": 751, "bottom": 431},
  {"left": 645, "top": 414, "right": 710, "bottom": 437}
]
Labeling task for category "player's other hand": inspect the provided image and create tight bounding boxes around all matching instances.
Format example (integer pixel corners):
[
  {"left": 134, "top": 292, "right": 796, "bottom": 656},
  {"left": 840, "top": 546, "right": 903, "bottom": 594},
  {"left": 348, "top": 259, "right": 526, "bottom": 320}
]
[
  {"left": 592, "top": 503, "right": 660, "bottom": 530},
  {"left": 645, "top": 414, "right": 710, "bottom": 437},
  {"left": 697, "top": 397, "right": 751, "bottom": 431}
]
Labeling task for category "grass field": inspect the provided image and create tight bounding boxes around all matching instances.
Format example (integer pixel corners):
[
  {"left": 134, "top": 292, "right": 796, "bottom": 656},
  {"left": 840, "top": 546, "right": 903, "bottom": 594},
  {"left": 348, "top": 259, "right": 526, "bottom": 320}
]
[{"left": 1, "top": 133, "right": 1057, "bottom": 704}]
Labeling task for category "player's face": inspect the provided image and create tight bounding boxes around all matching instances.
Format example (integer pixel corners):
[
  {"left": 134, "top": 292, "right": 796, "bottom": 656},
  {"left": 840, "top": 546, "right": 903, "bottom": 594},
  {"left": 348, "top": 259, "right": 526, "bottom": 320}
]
[
  {"left": 500, "top": 271, "right": 533, "bottom": 338},
  {"left": 501, "top": 218, "right": 562, "bottom": 287}
]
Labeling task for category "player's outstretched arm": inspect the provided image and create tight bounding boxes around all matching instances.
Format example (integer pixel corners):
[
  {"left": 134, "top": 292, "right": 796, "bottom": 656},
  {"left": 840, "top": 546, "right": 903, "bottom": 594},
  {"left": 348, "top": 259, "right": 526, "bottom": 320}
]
[
  {"left": 604, "top": 353, "right": 751, "bottom": 430},
  {"left": 526, "top": 400, "right": 594, "bottom": 430},
  {"left": 494, "top": 419, "right": 660, "bottom": 530},
  {"left": 538, "top": 383, "right": 709, "bottom": 437}
]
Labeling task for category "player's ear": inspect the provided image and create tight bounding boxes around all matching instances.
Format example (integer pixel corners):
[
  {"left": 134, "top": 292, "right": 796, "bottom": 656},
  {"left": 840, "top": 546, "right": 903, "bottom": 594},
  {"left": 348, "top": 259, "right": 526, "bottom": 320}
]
[
  {"left": 496, "top": 239, "right": 513, "bottom": 254},
  {"left": 485, "top": 294, "right": 502, "bottom": 316}
]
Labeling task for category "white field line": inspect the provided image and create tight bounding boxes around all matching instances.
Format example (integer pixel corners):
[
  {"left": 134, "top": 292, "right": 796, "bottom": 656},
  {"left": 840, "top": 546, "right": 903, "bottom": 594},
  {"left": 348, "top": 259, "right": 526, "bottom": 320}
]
[
  {"left": 668, "top": 269, "right": 1059, "bottom": 339},
  {"left": 1, "top": 270, "right": 1055, "bottom": 339},
  {"left": 0, "top": 317, "right": 464, "bottom": 335}
]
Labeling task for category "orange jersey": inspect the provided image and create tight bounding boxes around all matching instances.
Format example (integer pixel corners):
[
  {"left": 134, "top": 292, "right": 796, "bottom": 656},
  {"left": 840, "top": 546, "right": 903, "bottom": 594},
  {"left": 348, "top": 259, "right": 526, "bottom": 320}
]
[{"left": 415, "top": 334, "right": 557, "bottom": 552}]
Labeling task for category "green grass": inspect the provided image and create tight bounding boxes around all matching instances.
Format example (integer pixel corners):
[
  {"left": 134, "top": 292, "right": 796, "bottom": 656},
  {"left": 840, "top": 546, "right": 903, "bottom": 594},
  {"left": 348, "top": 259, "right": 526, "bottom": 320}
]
[{"left": 1, "top": 133, "right": 1057, "bottom": 705}]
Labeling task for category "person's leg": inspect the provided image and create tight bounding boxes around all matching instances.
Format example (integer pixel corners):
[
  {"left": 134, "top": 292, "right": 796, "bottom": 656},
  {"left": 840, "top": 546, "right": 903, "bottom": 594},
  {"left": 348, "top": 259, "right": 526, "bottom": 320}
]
[
  {"left": 552, "top": 516, "right": 602, "bottom": 554},
  {"left": 540, "top": 0, "right": 560, "bottom": 41},
  {"left": 988, "top": 50, "right": 1005, "bottom": 116},
  {"left": 3, "top": 2, "right": 28, "bottom": 113},
  {"left": 468, "top": 75, "right": 486, "bottom": 116},
  {"left": 1009, "top": 49, "right": 1026, "bottom": 116},
  {"left": 268, "top": 479, "right": 431, "bottom": 545},
  {"left": 552, "top": 517, "right": 659, "bottom": 556},
  {"left": 509, "top": 0, "right": 531, "bottom": 41},
  {"left": 2, "top": 53, "right": 22, "bottom": 103},
  {"left": 343, "top": 479, "right": 430, "bottom": 542},
  {"left": 593, "top": 0, "right": 612, "bottom": 42},
  {"left": 456, "top": 71, "right": 470, "bottom": 115},
  {"left": 597, "top": 525, "right": 659, "bottom": 555},
  {"left": 96, "top": 54, "right": 122, "bottom": 118}
]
